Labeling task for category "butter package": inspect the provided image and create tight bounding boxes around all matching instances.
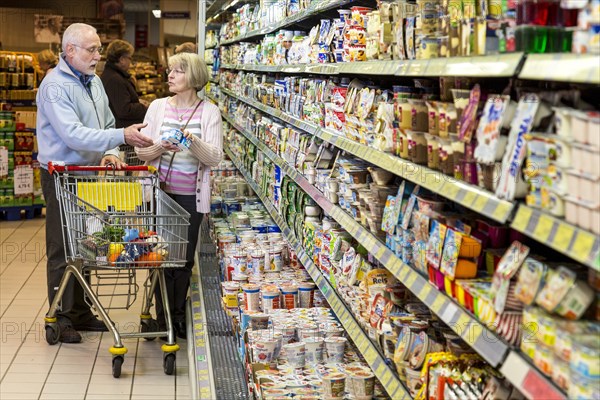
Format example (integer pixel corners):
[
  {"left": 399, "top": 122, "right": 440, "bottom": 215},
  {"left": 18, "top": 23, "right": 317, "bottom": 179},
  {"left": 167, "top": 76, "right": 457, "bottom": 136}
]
[{"left": 161, "top": 128, "right": 191, "bottom": 151}]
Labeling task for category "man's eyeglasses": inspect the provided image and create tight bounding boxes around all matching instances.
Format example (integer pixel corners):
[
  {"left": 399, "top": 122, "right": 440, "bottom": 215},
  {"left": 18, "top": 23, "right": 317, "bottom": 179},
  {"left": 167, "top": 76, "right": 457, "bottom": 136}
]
[
  {"left": 72, "top": 44, "right": 104, "bottom": 55},
  {"left": 166, "top": 68, "right": 185, "bottom": 75}
]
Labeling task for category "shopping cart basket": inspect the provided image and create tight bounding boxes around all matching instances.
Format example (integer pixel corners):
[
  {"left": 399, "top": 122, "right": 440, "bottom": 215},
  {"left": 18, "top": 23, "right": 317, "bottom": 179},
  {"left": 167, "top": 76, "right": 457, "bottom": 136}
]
[{"left": 44, "top": 162, "right": 190, "bottom": 378}]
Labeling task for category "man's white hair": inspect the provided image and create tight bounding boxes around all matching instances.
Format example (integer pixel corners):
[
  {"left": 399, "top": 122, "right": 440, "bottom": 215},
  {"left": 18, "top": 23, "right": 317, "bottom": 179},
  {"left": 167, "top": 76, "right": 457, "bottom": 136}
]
[{"left": 61, "top": 23, "right": 97, "bottom": 53}]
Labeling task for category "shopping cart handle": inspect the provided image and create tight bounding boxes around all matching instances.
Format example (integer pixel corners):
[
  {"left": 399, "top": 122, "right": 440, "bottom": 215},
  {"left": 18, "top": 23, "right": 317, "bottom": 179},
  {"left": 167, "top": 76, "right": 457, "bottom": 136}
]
[{"left": 48, "top": 162, "right": 157, "bottom": 174}]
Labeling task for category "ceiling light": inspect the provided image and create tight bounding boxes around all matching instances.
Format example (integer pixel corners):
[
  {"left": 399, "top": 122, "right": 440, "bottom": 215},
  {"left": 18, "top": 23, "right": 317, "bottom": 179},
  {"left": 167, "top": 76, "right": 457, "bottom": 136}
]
[{"left": 152, "top": 9, "right": 161, "bottom": 18}]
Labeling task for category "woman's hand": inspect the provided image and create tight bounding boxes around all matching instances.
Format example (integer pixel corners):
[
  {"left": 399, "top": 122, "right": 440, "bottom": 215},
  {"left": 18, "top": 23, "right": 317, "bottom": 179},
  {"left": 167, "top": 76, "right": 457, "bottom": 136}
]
[
  {"left": 160, "top": 141, "right": 182, "bottom": 152},
  {"left": 182, "top": 130, "right": 195, "bottom": 144}
]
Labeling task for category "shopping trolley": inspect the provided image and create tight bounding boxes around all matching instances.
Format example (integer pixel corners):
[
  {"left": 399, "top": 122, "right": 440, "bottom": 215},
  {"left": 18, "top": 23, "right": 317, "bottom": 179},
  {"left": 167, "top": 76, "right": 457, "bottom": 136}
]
[{"left": 43, "top": 162, "right": 190, "bottom": 378}]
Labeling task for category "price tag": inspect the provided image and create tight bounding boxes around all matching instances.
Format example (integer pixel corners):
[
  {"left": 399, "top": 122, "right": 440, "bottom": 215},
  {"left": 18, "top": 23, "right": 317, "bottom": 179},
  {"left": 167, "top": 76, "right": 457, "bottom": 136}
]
[
  {"left": 444, "top": 183, "right": 460, "bottom": 200},
  {"left": 419, "top": 284, "right": 432, "bottom": 299},
  {"left": 553, "top": 223, "right": 575, "bottom": 253},
  {"left": 365, "top": 347, "right": 377, "bottom": 363},
  {"left": 462, "top": 191, "right": 476, "bottom": 207},
  {"left": 512, "top": 206, "right": 533, "bottom": 232},
  {"left": 572, "top": 231, "right": 596, "bottom": 261},
  {"left": 14, "top": 165, "right": 33, "bottom": 195},
  {"left": 0, "top": 147, "right": 8, "bottom": 178},
  {"left": 473, "top": 195, "right": 488, "bottom": 212},
  {"left": 533, "top": 214, "right": 554, "bottom": 243},
  {"left": 375, "top": 362, "right": 386, "bottom": 376},
  {"left": 493, "top": 202, "right": 512, "bottom": 222},
  {"left": 404, "top": 271, "right": 418, "bottom": 288},
  {"left": 431, "top": 295, "right": 446, "bottom": 313}
]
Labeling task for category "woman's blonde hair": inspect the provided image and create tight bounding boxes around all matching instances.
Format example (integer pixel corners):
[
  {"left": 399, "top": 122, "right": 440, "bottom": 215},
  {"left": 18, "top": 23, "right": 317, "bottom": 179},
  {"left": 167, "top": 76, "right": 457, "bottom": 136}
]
[
  {"left": 37, "top": 49, "right": 58, "bottom": 68},
  {"left": 168, "top": 52, "right": 209, "bottom": 90},
  {"left": 106, "top": 39, "right": 134, "bottom": 63}
]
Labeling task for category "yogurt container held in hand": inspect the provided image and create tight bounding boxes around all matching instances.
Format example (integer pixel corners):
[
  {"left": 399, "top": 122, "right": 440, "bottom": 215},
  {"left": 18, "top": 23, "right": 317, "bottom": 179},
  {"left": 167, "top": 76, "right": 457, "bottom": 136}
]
[{"left": 161, "top": 128, "right": 191, "bottom": 150}]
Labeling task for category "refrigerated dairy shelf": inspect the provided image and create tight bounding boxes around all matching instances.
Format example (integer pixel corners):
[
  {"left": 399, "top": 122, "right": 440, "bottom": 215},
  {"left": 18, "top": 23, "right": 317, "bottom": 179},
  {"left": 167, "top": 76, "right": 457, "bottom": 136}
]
[
  {"left": 220, "top": 53, "right": 524, "bottom": 77},
  {"left": 220, "top": 87, "right": 515, "bottom": 224},
  {"left": 519, "top": 53, "right": 600, "bottom": 84},
  {"left": 222, "top": 111, "right": 511, "bottom": 368},
  {"left": 223, "top": 146, "right": 412, "bottom": 400},
  {"left": 511, "top": 205, "right": 600, "bottom": 271},
  {"left": 223, "top": 113, "right": 572, "bottom": 400}
]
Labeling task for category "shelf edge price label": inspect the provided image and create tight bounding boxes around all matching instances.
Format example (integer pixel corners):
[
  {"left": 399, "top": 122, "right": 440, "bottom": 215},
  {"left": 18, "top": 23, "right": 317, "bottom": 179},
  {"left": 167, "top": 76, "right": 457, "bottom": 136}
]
[
  {"left": 14, "top": 165, "right": 33, "bottom": 195},
  {"left": 512, "top": 206, "right": 533, "bottom": 232},
  {"left": 0, "top": 147, "right": 8, "bottom": 178}
]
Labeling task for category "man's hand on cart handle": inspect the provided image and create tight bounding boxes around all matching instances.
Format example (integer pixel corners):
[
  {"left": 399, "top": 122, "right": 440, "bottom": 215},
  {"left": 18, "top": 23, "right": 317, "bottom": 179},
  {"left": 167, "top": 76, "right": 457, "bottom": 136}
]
[
  {"left": 101, "top": 155, "right": 127, "bottom": 169},
  {"left": 124, "top": 123, "right": 153, "bottom": 148}
]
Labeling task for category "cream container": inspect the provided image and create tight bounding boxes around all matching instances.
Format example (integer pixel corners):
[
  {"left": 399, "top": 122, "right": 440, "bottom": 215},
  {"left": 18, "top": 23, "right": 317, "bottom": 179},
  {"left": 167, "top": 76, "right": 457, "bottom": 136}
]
[
  {"left": 555, "top": 278, "right": 595, "bottom": 321},
  {"left": 321, "top": 372, "right": 346, "bottom": 399},
  {"left": 551, "top": 354, "right": 571, "bottom": 391},
  {"left": 570, "top": 336, "right": 600, "bottom": 379},
  {"left": 571, "top": 143, "right": 600, "bottom": 177},
  {"left": 554, "top": 107, "right": 574, "bottom": 139},
  {"left": 281, "top": 285, "right": 299, "bottom": 310},
  {"left": 565, "top": 197, "right": 600, "bottom": 234},
  {"left": 262, "top": 288, "right": 281, "bottom": 312},
  {"left": 569, "top": 370, "right": 600, "bottom": 400},
  {"left": 298, "top": 282, "right": 316, "bottom": 308}
]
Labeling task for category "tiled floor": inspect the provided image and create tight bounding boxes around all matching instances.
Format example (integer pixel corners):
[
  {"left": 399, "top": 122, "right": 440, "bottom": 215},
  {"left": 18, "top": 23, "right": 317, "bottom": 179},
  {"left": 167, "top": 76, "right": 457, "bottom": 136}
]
[{"left": 0, "top": 215, "right": 192, "bottom": 400}]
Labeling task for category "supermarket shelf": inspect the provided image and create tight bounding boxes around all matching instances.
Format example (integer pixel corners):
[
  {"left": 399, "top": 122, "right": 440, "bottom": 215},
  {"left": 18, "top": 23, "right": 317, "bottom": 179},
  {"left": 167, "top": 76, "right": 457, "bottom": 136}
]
[
  {"left": 519, "top": 53, "right": 600, "bottom": 84},
  {"left": 220, "top": 87, "right": 515, "bottom": 223},
  {"left": 224, "top": 146, "right": 412, "bottom": 400},
  {"left": 500, "top": 352, "right": 567, "bottom": 400},
  {"left": 223, "top": 112, "right": 512, "bottom": 369},
  {"left": 395, "top": 52, "right": 524, "bottom": 77},
  {"left": 511, "top": 205, "right": 600, "bottom": 271},
  {"left": 220, "top": 0, "right": 354, "bottom": 45},
  {"left": 220, "top": 53, "right": 523, "bottom": 77}
]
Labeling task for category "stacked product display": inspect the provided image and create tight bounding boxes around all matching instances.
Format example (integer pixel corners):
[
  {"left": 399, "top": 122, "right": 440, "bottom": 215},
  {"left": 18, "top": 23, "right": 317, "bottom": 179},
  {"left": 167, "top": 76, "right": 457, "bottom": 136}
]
[
  {"left": 204, "top": 0, "right": 599, "bottom": 399},
  {"left": 0, "top": 51, "right": 42, "bottom": 220}
]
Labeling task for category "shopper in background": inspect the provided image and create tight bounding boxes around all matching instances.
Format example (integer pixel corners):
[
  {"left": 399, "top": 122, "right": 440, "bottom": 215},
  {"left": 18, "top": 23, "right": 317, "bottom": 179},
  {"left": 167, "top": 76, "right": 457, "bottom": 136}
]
[
  {"left": 101, "top": 39, "right": 148, "bottom": 128},
  {"left": 36, "top": 22, "right": 154, "bottom": 343},
  {"left": 135, "top": 52, "right": 223, "bottom": 339},
  {"left": 175, "top": 42, "right": 197, "bottom": 54},
  {"left": 36, "top": 49, "right": 58, "bottom": 80}
]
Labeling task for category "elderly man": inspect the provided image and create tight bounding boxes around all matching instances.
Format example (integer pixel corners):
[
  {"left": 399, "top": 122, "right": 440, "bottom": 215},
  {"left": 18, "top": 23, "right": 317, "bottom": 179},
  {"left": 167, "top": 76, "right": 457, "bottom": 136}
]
[{"left": 36, "top": 23, "right": 154, "bottom": 343}]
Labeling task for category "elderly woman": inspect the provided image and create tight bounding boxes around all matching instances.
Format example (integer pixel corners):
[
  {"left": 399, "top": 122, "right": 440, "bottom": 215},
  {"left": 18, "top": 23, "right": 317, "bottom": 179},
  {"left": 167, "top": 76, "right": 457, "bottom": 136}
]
[
  {"left": 135, "top": 52, "right": 223, "bottom": 339},
  {"left": 101, "top": 39, "right": 147, "bottom": 128},
  {"left": 36, "top": 49, "right": 58, "bottom": 80}
]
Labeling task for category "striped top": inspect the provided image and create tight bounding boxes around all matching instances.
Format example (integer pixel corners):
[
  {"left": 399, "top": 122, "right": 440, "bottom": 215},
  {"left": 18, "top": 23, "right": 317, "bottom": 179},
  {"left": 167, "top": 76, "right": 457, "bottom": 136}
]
[
  {"left": 158, "top": 102, "right": 204, "bottom": 194},
  {"left": 135, "top": 97, "right": 223, "bottom": 213}
]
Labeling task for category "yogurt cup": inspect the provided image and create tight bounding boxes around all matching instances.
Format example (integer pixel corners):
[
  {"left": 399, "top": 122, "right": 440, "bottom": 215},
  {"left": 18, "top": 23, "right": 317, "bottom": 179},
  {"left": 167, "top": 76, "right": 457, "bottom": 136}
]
[
  {"left": 298, "top": 282, "right": 316, "bottom": 308},
  {"left": 281, "top": 285, "right": 299, "bottom": 309},
  {"left": 321, "top": 372, "right": 346, "bottom": 399},
  {"left": 282, "top": 342, "right": 306, "bottom": 369},
  {"left": 242, "top": 283, "right": 261, "bottom": 311},
  {"left": 303, "top": 338, "right": 325, "bottom": 366},
  {"left": 262, "top": 288, "right": 281, "bottom": 312},
  {"left": 325, "top": 337, "right": 347, "bottom": 363},
  {"left": 348, "top": 370, "right": 375, "bottom": 398},
  {"left": 253, "top": 338, "right": 279, "bottom": 363}
]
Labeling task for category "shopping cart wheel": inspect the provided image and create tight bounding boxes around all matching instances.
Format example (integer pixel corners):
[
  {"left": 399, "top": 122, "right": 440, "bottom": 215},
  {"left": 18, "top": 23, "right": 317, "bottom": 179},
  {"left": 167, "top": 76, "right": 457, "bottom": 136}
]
[
  {"left": 140, "top": 318, "right": 159, "bottom": 341},
  {"left": 45, "top": 324, "right": 60, "bottom": 345},
  {"left": 163, "top": 353, "right": 175, "bottom": 375},
  {"left": 112, "top": 355, "right": 124, "bottom": 378}
]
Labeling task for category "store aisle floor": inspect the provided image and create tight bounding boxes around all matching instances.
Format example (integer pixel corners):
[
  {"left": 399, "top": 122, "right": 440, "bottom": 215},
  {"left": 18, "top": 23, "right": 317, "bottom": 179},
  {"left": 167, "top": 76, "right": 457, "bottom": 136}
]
[{"left": 0, "top": 216, "right": 192, "bottom": 400}]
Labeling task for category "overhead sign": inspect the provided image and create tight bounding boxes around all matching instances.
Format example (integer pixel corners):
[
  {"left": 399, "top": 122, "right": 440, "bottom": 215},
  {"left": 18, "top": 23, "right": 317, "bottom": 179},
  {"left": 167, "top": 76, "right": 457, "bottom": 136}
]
[{"left": 161, "top": 11, "right": 191, "bottom": 19}]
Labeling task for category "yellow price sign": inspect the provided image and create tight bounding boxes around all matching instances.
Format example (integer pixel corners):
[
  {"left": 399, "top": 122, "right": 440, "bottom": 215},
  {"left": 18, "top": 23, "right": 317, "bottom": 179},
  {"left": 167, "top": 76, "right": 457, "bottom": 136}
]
[
  {"left": 405, "top": 272, "right": 418, "bottom": 288},
  {"left": 473, "top": 195, "right": 488, "bottom": 212},
  {"left": 553, "top": 223, "right": 575, "bottom": 253},
  {"left": 572, "top": 231, "right": 596, "bottom": 261},
  {"left": 492, "top": 202, "right": 512, "bottom": 222},
  {"left": 419, "top": 284, "right": 432, "bottom": 299},
  {"left": 376, "top": 246, "right": 387, "bottom": 259},
  {"left": 512, "top": 206, "right": 533, "bottom": 232},
  {"left": 444, "top": 183, "right": 460, "bottom": 200},
  {"left": 375, "top": 363, "right": 387, "bottom": 376},
  {"left": 463, "top": 191, "right": 476, "bottom": 207},
  {"left": 431, "top": 295, "right": 446, "bottom": 313},
  {"left": 533, "top": 214, "right": 554, "bottom": 243},
  {"left": 365, "top": 347, "right": 377, "bottom": 363},
  {"left": 464, "top": 323, "right": 483, "bottom": 346}
]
